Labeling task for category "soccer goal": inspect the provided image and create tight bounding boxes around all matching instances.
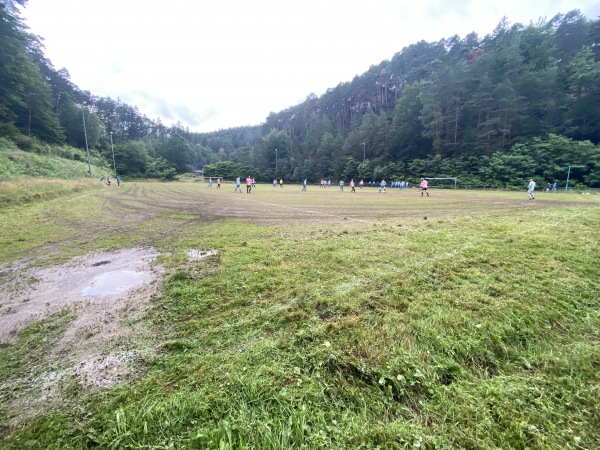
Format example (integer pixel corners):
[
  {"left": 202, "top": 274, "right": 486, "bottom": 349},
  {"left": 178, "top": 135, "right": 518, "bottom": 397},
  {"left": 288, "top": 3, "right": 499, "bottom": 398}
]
[
  {"left": 202, "top": 176, "right": 224, "bottom": 185},
  {"left": 425, "top": 177, "right": 457, "bottom": 189}
]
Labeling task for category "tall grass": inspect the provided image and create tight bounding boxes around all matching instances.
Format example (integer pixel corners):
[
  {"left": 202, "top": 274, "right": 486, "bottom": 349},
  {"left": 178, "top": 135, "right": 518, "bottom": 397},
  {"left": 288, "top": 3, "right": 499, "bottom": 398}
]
[
  {"left": 0, "top": 142, "right": 110, "bottom": 182},
  {"left": 0, "top": 183, "right": 598, "bottom": 449},
  {"left": 0, "top": 178, "right": 105, "bottom": 208}
]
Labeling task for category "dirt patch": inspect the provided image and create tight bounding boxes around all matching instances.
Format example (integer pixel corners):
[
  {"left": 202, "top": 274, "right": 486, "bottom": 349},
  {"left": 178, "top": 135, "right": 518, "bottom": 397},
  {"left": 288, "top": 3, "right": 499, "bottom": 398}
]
[
  {"left": 0, "top": 247, "right": 160, "bottom": 345},
  {"left": 0, "top": 247, "right": 162, "bottom": 427}
]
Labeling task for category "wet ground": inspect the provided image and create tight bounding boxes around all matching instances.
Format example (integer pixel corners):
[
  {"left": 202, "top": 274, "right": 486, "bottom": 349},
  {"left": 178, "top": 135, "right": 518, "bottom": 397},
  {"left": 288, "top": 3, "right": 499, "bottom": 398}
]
[
  {"left": 0, "top": 247, "right": 160, "bottom": 345},
  {"left": 0, "top": 247, "right": 163, "bottom": 427}
]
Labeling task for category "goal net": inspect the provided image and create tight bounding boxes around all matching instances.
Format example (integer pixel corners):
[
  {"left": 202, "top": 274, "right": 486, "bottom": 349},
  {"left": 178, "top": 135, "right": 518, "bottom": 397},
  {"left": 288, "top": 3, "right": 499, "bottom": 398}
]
[
  {"left": 424, "top": 177, "right": 457, "bottom": 189},
  {"left": 201, "top": 176, "right": 224, "bottom": 185}
]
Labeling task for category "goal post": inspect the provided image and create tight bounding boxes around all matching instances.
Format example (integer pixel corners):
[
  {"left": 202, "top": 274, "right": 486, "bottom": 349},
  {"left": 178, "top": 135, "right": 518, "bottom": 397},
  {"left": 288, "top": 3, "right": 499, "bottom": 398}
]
[
  {"left": 424, "top": 177, "right": 457, "bottom": 189},
  {"left": 201, "top": 176, "right": 224, "bottom": 184}
]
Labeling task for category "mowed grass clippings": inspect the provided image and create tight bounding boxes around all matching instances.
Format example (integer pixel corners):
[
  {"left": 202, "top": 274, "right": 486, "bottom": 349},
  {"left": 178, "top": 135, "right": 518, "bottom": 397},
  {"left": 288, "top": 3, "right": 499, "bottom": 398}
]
[{"left": 0, "top": 182, "right": 599, "bottom": 449}]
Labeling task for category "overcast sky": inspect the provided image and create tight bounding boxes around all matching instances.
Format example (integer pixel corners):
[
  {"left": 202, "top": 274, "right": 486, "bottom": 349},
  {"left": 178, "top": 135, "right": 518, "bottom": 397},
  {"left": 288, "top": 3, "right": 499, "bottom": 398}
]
[{"left": 21, "top": 0, "right": 600, "bottom": 133}]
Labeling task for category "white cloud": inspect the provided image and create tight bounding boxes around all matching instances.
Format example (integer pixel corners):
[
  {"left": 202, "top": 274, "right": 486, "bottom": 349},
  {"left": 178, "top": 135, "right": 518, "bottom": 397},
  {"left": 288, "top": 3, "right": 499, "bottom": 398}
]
[{"left": 21, "top": 0, "right": 600, "bottom": 132}]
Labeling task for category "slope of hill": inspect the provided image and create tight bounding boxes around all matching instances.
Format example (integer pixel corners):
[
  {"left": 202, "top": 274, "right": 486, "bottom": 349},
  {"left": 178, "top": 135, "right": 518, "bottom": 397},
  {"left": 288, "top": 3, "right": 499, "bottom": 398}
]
[
  {"left": 0, "top": 138, "right": 111, "bottom": 206},
  {"left": 0, "top": 138, "right": 110, "bottom": 182}
]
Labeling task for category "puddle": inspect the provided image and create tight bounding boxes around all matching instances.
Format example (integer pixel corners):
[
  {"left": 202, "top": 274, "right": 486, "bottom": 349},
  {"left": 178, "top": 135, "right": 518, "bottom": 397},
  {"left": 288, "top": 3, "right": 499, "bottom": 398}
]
[
  {"left": 82, "top": 270, "right": 149, "bottom": 297},
  {"left": 187, "top": 249, "right": 218, "bottom": 261},
  {"left": 0, "top": 246, "right": 160, "bottom": 345}
]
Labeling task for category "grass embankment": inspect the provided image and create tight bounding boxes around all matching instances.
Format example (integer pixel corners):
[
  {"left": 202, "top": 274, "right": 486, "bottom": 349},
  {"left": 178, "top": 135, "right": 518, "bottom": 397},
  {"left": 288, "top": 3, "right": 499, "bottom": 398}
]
[
  {"left": 0, "top": 137, "right": 111, "bottom": 182},
  {"left": 0, "top": 183, "right": 598, "bottom": 449},
  {"left": 0, "top": 139, "right": 112, "bottom": 207},
  {"left": 0, "top": 178, "right": 106, "bottom": 208}
]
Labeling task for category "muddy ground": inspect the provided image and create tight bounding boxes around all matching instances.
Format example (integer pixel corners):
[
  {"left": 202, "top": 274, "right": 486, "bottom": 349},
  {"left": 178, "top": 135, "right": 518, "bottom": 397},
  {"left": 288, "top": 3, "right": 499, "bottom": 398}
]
[
  {"left": 0, "top": 247, "right": 160, "bottom": 347},
  {"left": 0, "top": 247, "right": 162, "bottom": 425}
]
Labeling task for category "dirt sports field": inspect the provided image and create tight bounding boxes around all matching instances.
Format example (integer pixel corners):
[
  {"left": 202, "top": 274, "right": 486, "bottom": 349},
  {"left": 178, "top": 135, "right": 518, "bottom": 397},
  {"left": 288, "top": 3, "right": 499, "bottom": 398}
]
[{"left": 0, "top": 181, "right": 598, "bottom": 435}]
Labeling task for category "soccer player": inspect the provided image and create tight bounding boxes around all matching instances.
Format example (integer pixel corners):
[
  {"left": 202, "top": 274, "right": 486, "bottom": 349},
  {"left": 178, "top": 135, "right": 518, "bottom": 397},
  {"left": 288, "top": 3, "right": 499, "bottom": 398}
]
[
  {"left": 302, "top": 179, "right": 307, "bottom": 191},
  {"left": 527, "top": 179, "right": 536, "bottom": 200},
  {"left": 350, "top": 179, "right": 355, "bottom": 193},
  {"left": 246, "top": 176, "right": 252, "bottom": 193},
  {"left": 379, "top": 179, "right": 386, "bottom": 193},
  {"left": 235, "top": 177, "right": 242, "bottom": 193},
  {"left": 419, "top": 178, "right": 429, "bottom": 197}
]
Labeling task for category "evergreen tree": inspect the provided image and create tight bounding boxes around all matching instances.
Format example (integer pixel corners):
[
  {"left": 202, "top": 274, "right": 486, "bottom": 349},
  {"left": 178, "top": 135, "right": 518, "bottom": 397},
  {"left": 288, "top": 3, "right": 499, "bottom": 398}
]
[{"left": 0, "top": 1, "right": 63, "bottom": 141}]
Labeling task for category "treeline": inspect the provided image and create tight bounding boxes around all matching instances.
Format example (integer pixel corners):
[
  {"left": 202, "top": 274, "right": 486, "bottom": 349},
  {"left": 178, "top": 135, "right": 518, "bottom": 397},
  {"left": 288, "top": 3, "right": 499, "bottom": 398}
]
[
  {"left": 202, "top": 11, "right": 600, "bottom": 188},
  {"left": 1, "top": 2, "right": 599, "bottom": 187}
]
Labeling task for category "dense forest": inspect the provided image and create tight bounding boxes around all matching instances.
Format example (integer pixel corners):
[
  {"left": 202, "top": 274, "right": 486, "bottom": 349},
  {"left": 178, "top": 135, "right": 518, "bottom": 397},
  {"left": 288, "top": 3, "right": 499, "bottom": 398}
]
[{"left": 1, "top": 0, "right": 599, "bottom": 187}]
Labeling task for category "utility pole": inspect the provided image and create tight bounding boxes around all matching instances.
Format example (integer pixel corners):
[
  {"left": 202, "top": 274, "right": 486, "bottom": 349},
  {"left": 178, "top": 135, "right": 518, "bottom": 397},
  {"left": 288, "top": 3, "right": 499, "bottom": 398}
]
[
  {"left": 363, "top": 143, "right": 366, "bottom": 162},
  {"left": 82, "top": 109, "right": 92, "bottom": 177},
  {"left": 275, "top": 148, "right": 278, "bottom": 176},
  {"left": 110, "top": 132, "right": 117, "bottom": 178}
]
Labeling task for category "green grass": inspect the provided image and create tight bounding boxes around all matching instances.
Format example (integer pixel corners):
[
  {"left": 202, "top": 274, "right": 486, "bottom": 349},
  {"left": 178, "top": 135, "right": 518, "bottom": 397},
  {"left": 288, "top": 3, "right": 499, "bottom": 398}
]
[
  {"left": 0, "top": 183, "right": 599, "bottom": 449},
  {"left": 0, "top": 145, "right": 110, "bottom": 183},
  {"left": 0, "top": 177, "right": 104, "bottom": 208}
]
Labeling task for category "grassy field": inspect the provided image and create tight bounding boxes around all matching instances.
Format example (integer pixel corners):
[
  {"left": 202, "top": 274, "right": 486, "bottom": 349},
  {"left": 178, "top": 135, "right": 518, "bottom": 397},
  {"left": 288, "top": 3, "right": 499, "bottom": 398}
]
[
  {"left": 0, "top": 145, "right": 111, "bottom": 184},
  {"left": 0, "top": 181, "right": 599, "bottom": 449}
]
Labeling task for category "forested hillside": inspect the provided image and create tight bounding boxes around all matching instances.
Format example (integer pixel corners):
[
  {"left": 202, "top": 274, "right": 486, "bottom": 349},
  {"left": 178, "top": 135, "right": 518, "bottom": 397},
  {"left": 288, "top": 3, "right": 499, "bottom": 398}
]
[{"left": 1, "top": 1, "right": 599, "bottom": 187}]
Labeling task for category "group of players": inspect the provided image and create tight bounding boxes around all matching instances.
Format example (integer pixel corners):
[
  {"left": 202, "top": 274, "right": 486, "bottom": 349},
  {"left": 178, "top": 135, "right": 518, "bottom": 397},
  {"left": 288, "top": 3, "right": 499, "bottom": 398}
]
[
  {"left": 209, "top": 176, "right": 431, "bottom": 196},
  {"left": 207, "top": 176, "right": 552, "bottom": 200}
]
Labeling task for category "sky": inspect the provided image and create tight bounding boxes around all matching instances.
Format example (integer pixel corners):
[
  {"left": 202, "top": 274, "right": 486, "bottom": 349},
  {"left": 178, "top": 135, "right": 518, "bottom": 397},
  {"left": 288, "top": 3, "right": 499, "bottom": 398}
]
[{"left": 20, "top": 0, "right": 600, "bottom": 133}]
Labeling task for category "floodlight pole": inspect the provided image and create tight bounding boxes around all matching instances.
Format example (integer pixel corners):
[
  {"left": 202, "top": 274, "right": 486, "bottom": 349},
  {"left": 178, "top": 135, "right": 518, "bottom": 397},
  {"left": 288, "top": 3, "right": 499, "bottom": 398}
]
[
  {"left": 275, "top": 148, "right": 278, "bottom": 176},
  {"left": 82, "top": 108, "right": 92, "bottom": 177},
  {"left": 363, "top": 142, "right": 366, "bottom": 162},
  {"left": 110, "top": 132, "right": 117, "bottom": 178}
]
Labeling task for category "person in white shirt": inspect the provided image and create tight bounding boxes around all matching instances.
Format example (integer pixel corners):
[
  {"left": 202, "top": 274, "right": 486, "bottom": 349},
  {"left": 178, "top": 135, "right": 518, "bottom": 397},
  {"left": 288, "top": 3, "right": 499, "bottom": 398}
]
[{"left": 527, "top": 179, "right": 536, "bottom": 200}]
